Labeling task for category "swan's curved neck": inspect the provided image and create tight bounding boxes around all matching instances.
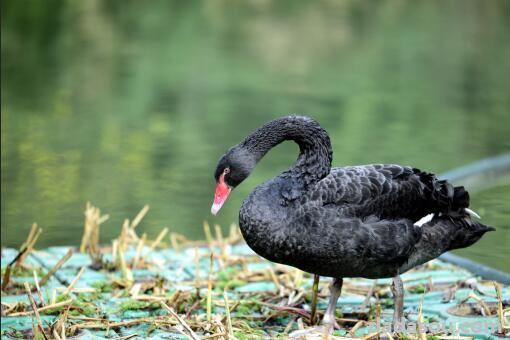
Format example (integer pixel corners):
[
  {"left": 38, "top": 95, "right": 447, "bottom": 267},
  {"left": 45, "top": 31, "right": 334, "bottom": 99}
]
[{"left": 239, "top": 116, "right": 332, "bottom": 186}]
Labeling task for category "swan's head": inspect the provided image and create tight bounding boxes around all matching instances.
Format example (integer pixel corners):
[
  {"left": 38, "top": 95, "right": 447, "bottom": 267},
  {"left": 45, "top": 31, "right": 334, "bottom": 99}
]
[{"left": 211, "top": 146, "right": 256, "bottom": 215}]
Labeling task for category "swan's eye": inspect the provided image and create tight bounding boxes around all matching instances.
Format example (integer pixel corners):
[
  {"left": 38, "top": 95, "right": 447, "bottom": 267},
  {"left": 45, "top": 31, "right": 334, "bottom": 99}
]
[{"left": 223, "top": 168, "right": 230, "bottom": 175}]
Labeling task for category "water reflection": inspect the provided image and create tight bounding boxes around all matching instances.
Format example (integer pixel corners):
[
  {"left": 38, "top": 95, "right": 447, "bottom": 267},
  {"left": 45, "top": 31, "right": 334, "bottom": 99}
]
[{"left": 2, "top": 1, "right": 509, "bottom": 272}]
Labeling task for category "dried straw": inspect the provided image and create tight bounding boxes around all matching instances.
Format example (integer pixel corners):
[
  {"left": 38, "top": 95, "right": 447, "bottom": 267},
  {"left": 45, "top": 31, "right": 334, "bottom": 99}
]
[
  {"left": 223, "top": 290, "right": 234, "bottom": 338},
  {"left": 17, "top": 223, "right": 42, "bottom": 268},
  {"left": 39, "top": 248, "right": 73, "bottom": 286},
  {"left": 148, "top": 227, "right": 168, "bottom": 252},
  {"left": 494, "top": 281, "right": 506, "bottom": 335},
  {"left": 160, "top": 303, "right": 200, "bottom": 340},
  {"left": 1, "top": 247, "right": 28, "bottom": 291},
  {"left": 459, "top": 292, "right": 492, "bottom": 316},
  {"left": 207, "top": 253, "right": 214, "bottom": 321},
  {"left": 215, "top": 224, "right": 225, "bottom": 257},
  {"left": 55, "top": 287, "right": 97, "bottom": 294},
  {"left": 24, "top": 282, "right": 49, "bottom": 340},
  {"left": 21, "top": 223, "right": 38, "bottom": 252},
  {"left": 130, "top": 205, "right": 150, "bottom": 229},
  {"left": 63, "top": 267, "right": 86, "bottom": 296},
  {"left": 132, "top": 233, "right": 147, "bottom": 269},
  {"left": 195, "top": 248, "right": 201, "bottom": 298},
  {"left": 33, "top": 270, "right": 45, "bottom": 306},
  {"left": 111, "top": 239, "right": 118, "bottom": 264},
  {"left": 203, "top": 221, "right": 213, "bottom": 249},
  {"left": 80, "top": 202, "right": 109, "bottom": 255},
  {"left": 137, "top": 228, "right": 168, "bottom": 266},
  {"left": 9, "top": 299, "right": 73, "bottom": 317}
]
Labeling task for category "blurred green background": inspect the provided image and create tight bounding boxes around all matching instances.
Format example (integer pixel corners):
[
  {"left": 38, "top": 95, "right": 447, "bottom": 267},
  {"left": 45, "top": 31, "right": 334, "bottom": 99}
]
[{"left": 1, "top": 1, "right": 509, "bottom": 272}]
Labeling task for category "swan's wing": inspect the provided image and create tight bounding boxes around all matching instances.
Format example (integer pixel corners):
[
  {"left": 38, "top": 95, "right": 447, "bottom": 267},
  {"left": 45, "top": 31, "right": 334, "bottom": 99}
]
[
  {"left": 318, "top": 164, "right": 463, "bottom": 221},
  {"left": 282, "top": 210, "right": 423, "bottom": 278}
]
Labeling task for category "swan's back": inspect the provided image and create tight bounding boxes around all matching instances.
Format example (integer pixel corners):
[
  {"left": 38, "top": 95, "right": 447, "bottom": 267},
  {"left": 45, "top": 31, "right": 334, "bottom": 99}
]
[{"left": 317, "top": 164, "right": 465, "bottom": 221}]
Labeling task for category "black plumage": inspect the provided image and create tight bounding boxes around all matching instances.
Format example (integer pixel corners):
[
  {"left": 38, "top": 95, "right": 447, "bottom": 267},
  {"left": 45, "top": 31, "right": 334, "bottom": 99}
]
[{"left": 212, "top": 115, "right": 493, "bottom": 332}]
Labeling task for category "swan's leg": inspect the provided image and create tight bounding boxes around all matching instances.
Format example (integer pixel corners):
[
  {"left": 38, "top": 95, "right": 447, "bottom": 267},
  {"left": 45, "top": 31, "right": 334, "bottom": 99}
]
[
  {"left": 322, "top": 278, "right": 343, "bottom": 329},
  {"left": 289, "top": 278, "right": 343, "bottom": 338},
  {"left": 391, "top": 275, "right": 404, "bottom": 333}
]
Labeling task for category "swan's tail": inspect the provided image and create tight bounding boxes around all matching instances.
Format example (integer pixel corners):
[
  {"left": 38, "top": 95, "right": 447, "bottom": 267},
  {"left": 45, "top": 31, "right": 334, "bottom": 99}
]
[
  {"left": 402, "top": 213, "right": 494, "bottom": 272},
  {"left": 400, "top": 171, "right": 494, "bottom": 272},
  {"left": 416, "top": 170, "right": 478, "bottom": 218},
  {"left": 441, "top": 214, "right": 495, "bottom": 250}
]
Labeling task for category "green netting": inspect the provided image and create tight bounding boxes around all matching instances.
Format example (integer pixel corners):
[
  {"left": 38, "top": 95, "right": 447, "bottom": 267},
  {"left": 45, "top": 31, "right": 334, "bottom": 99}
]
[{"left": 1, "top": 244, "right": 509, "bottom": 339}]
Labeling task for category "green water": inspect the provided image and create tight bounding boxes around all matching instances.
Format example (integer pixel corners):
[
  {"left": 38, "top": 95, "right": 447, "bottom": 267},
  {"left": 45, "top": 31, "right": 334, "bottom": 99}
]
[{"left": 1, "top": 1, "right": 509, "bottom": 272}]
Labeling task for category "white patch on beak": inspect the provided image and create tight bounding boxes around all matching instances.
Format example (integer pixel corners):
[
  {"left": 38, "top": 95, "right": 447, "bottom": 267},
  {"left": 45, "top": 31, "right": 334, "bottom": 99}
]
[{"left": 211, "top": 202, "right": 223, "bottom": 215}]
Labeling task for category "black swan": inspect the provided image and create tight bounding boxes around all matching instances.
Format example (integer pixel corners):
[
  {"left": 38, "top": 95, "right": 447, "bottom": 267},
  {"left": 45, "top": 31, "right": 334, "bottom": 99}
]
[{"left": 211, "top": 115, "right": 494, "bottom": 333}]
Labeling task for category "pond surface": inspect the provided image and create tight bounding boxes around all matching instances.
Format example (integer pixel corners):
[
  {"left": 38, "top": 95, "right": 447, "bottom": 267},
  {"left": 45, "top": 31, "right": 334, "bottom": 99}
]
[{"left": 2, "top": 1, "right": 509, "bottom": 272}]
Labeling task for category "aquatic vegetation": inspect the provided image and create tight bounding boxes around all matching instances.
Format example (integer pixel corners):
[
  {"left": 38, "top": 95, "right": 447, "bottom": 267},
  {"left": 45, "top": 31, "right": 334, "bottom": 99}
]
[
  {"left": 90, "top": 280, "right": 116, "bottom": 293},
  {"left": 408, "top": 284, "right": 427, "bottom": 294},
  {"left": 119, "top": 299, "right": 161, "bottom": 312}
]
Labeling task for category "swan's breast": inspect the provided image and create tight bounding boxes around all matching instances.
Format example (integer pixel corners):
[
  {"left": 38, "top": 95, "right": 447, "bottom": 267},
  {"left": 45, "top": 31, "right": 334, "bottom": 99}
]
[{"left": 239, "top": 178, "right": 303, "bottom": 257}]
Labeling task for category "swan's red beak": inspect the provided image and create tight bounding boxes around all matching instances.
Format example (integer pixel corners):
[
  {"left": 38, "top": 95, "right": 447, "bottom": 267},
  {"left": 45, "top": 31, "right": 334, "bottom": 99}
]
[{"left": 211, "top": 174, "right": 231, "bottom": 215}]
